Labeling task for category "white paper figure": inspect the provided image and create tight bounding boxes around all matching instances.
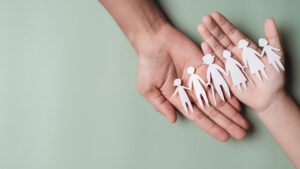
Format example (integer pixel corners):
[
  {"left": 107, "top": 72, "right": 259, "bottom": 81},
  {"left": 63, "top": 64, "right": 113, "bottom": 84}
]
[
  {"left": 187, "top": 66, "right": 209, "bottom": 108},
  {"left": 173, "top": 79, "right": 193, "bottom": 114},
  {"left": 223, "top": 50, "right": 247, "bottom": 92},
  {"left": 238, "top": 39, "right": 268, "bottom": 81},
  {"left": 203, "top": 54, "right": 231, "bottom": 102},
  {"left": 258, "top": 38, "right": 285, "bottom": 72}
]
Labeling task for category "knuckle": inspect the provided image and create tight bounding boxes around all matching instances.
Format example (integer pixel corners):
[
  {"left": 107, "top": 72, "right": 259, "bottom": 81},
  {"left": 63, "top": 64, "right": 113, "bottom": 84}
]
[
  {"left": 228, "top": 26, "right": 237, "bottom": 36},
  {"left": 191, "top": 112, "right": 205, "bottom": 123},
  {"left": 224, "top": 121, "right": 234, "bottom": 131},
  {"left": 207, "top": 123, "right": 216, "bottom": 133},
  {"left": 216, "top": 32, "right": 226, "bottom": 41},
  {"left": 208, "top": 109, "right": 220, "bottom": 119},
  {"left": 136, "top": 83, "right": 152, "bottom": 96},
  {"left": 215, "top": 99, "right": 226, "bottom": 109}
]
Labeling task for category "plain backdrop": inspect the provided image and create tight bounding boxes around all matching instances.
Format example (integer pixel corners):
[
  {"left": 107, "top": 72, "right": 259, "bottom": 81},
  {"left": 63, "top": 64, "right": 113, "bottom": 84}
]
[{"left": 0, "top": 0, "right": 300, "bottom": 169}]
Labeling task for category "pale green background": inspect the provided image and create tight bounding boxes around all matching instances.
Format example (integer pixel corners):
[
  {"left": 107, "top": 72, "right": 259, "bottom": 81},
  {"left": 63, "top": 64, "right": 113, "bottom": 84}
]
[{"left": 0, "top": 0, "right": 300, "bottom": 169}]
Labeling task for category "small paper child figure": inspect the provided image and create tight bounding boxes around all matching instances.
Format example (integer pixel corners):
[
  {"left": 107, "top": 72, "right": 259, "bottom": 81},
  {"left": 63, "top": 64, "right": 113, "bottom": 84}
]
[
  {"left": 258, "top": 38, "right": 285, "bottom": 72},
  {"left": 203, "top": 53, "right": 231, "bottom": 102},
  {"left": 223, "top": 50, "right": 247, "bottom": 92},
  {"left": 173, "top": 79, "right": 193, "bottom": 114},
  {"left": 187, "top": 66, "right": 209, "bottom": 108},
  {"left": 238, "top": 39, "right": 268, "bottom": 81}
]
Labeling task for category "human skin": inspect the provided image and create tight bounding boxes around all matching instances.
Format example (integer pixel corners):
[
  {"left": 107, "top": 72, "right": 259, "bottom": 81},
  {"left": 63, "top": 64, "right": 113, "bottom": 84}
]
[
  {"left": 99, "top": 0, "right": 249, "bottom": 141},
  {"left": 198, "top": 12, "right": 300, "bottom": 168}
]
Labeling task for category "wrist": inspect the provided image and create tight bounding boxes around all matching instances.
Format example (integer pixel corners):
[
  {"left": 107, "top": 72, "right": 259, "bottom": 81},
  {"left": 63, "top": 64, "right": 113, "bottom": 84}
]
[
  {"left": 256, "top": 90, "right": 290, "bottom": 116},
  {"left": 129, "top": 19, "right": 170, "bottom": 52}
]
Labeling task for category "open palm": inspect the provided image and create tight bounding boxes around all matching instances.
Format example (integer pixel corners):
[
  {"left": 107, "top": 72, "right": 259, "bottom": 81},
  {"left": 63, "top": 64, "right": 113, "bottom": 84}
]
[
  {"left": 136, "top": 24, "right": 249, "bottom": 141},
  {"left": 198, "top": 12, "right": 285, "bottom": 113}
]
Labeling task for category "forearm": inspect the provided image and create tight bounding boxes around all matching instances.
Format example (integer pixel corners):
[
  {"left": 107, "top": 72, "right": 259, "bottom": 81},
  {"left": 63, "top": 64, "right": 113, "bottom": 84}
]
[
  {"left": 99, "top": 0, "right": 167, "bottom": 49},
  {"left": 257, "top": 91, "right": 300, "bottom": 168}
]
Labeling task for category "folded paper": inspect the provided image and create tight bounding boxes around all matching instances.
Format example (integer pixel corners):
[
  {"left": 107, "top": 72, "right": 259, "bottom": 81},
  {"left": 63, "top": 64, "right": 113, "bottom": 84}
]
[
  {"left": 259, "top": 38, "right": 285, "bottom": 72},
  {"left": 187, "top": 66, "right": 209, "bottom": 108},
  {"left": 203, "top": 53, "right": 231, "bottom": 102},
  {"left": 238, "top": 39, "right": 268, "bottom": 81},
  {"left": 223, "top": 50, "right": 247, "bottom": 92},
  {"left": 173, "top": 79, "right": 193, "bottom": 113}
]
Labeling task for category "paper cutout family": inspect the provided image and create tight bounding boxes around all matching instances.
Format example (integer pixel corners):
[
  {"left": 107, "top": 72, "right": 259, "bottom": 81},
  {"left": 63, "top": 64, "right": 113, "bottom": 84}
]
[{"left": 173, "top": 39, "right": 284, "bottom": 114}]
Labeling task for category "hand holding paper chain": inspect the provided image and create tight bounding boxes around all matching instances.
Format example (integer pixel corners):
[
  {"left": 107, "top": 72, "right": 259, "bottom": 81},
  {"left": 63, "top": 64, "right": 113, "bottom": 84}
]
[
  {"left": 238, "top": 39, "right": 268, "bottom": 81},
  {"left": 187, "top": 67, "right": 209, "bottom": 108},
  {"left": 172, "top": 79, "right": 193, "bottom": 114},
  {"left": 172, "top": 38, "right": 284, "bottom": 112},
  {"left": 258, "top": 38, "right": 285, "bottom": 72}
]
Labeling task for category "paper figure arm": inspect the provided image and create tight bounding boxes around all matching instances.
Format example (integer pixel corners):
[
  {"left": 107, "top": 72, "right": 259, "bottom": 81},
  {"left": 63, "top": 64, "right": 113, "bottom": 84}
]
[
  {"left": 188, "top": 78, "right": 193, "bottom": 90},
  {"left": 242, "top": 55, "right": 248, "bottom": 68},
  {"left": 234, "top": 60, "right": 244, "bottom": 69},
  {"left": 206, "top": 70, "right": 211, "bottom": 84},
  {"left": 197, "top": 76, "right": 207, "bottom": 87},
  {"left": 182, "top": 86, "right": 190, "bottom": 90},
  {"left": 271, "top": 46, "right": 281, "bottom": 52},
  {"left": 255, "top": 51, "right": 261, "bottom": 57},
  {"left": 225, "top": 63, "right": 229, "bottom": 74},
  {"left": 172, "top": 88, "right": 178, "bottom": 97},
  {"left": 216, "top": 65, "right": 228, "bottom": 76},
  {"left": 260, "top": 48, "right": 266, "bottom": 58}
]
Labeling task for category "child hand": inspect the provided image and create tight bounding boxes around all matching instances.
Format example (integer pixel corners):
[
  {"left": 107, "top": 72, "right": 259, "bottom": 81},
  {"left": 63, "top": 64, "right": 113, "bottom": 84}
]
[
  {"left": 136, "top": 23, "right": 248, "bottom": 141},
  {"left": 198, "top": 12, "right": 285, "bottom": 114}
]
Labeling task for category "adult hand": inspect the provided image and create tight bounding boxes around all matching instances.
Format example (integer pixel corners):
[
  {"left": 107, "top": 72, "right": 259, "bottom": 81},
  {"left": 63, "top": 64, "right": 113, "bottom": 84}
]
[{"left": 135, "top": 23, "right": 249, "bottom": 141}]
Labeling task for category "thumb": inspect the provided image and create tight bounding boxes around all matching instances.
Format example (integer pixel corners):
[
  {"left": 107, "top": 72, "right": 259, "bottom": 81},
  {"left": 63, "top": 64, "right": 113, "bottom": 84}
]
[
  {"left": 142, "top": 88, "right": 177, "bottom": 123},
  {"left": 264, "top": 18, "right": 283, "bottom": 53}
]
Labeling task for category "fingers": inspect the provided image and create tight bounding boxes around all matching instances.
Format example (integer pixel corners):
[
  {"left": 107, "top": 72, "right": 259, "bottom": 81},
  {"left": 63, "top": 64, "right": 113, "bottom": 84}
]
[
  {"left": 199, "top": 42, "right": 248, "bottom": 138},
  {"left": 198, "top": 24, "right": 243, "bottom": 65},
  {"left": 214, "top": 100, "right": 249, "bottom": 129},
  {"left": 202, "top": 15, "right": 235, "bottom": 50},
  {"left": 198, "top": 20, "right": 259, "bottom": 86},
  {"left": 228, "top": 96, "right": 241, "bottom": 112},
  {"left": 198, "top": 24, "right": 228, "bottom": 60},
  {"left": 168, "top": 96, "right": 230, "bottom": 141},
  {"left": 186, "top": 83, "right": 249, "bottom": 135},
  {"left": 264, "top": 18, "right": 284, "bottom": 57},
  {"left": 203, "top": 106, "right": 247, "bottom": 140},
  {"left": 211, "top": 12, "right": 260, "bottom": 51},
  {"left": 138, "top": 86, "right": 177, "bottom": 123}
]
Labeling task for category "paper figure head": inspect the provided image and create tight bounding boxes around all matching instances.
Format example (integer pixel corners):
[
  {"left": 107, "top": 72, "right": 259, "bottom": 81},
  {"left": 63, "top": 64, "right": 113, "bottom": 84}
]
[
  {"left": 187, "top": 66, "right": 195, "bottom": 75},
  {"left": 258, "top": 38, "right": 268, "bottom": 47},
  {"left": 174, "top": 79, "right": 182, "bottom": 86},
  {"left": 203, "top": 53, "right": 215, "bottom": 65},
  {"left": 223, "top": 50, "right": 232, "bottom": 59},
  {"left": 238, "top": 39, "right": 249, "bottom": 49}
]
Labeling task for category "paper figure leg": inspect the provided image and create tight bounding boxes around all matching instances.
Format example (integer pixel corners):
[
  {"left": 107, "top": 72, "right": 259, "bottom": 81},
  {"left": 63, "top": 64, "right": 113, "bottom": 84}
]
[
  {"left": 201, "top": 93, "right": 210, "bottom": 107},
  {"left": 276, "top": 60, "right": 285, "bottom": 71},
  {"left": 271, "top": 62, "right": 280, "bottom": 72},
  {"left": 196, "top": 93, "right": 204, "bottom": 109},
  {"left": 261, "top": 70, "right": 268, "bottom": 80},
  {"left": 242, "top": 82, "right": 247, "bottom": 89},
  {"left": 186, "top": 101, "right": 193, "bottom": 113},
  {"left": 237, "top": 84, "right": 242, "bottom": 92},
  {"left": 182, "top": 103, "right": 189, "bottom": 113},
  {"left": 255, "top": 72, "right": 262, "bottom": 81},
  {"left": 180, "top": 100, "right": 189, "bottom": 113},
  {"left": 222, "top": 83, "right": 231, "bottom": 98},
  {"left": 215, "top": 85, "right": 225, "bottom": 101}
]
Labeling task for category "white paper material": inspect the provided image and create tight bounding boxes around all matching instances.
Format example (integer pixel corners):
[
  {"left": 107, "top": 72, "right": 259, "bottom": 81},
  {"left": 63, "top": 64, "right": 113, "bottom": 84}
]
[
  {"left": 203, "top": 53, "right": 231, "bottom": 102},
  {"left": 259, "top": 38, "right": 285, "bottom": 72},
  {"left": 173, "top": 79, "right": 193, "bottom": 113},
  {"left": 238, "top": 39, "right": 268, "bottom": 81},
  {"left": 187, "top": 66, "right": 209, "bottom": 108},
  {"left": 223, "top": 50, "right": 247, "bottom": 92}
]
